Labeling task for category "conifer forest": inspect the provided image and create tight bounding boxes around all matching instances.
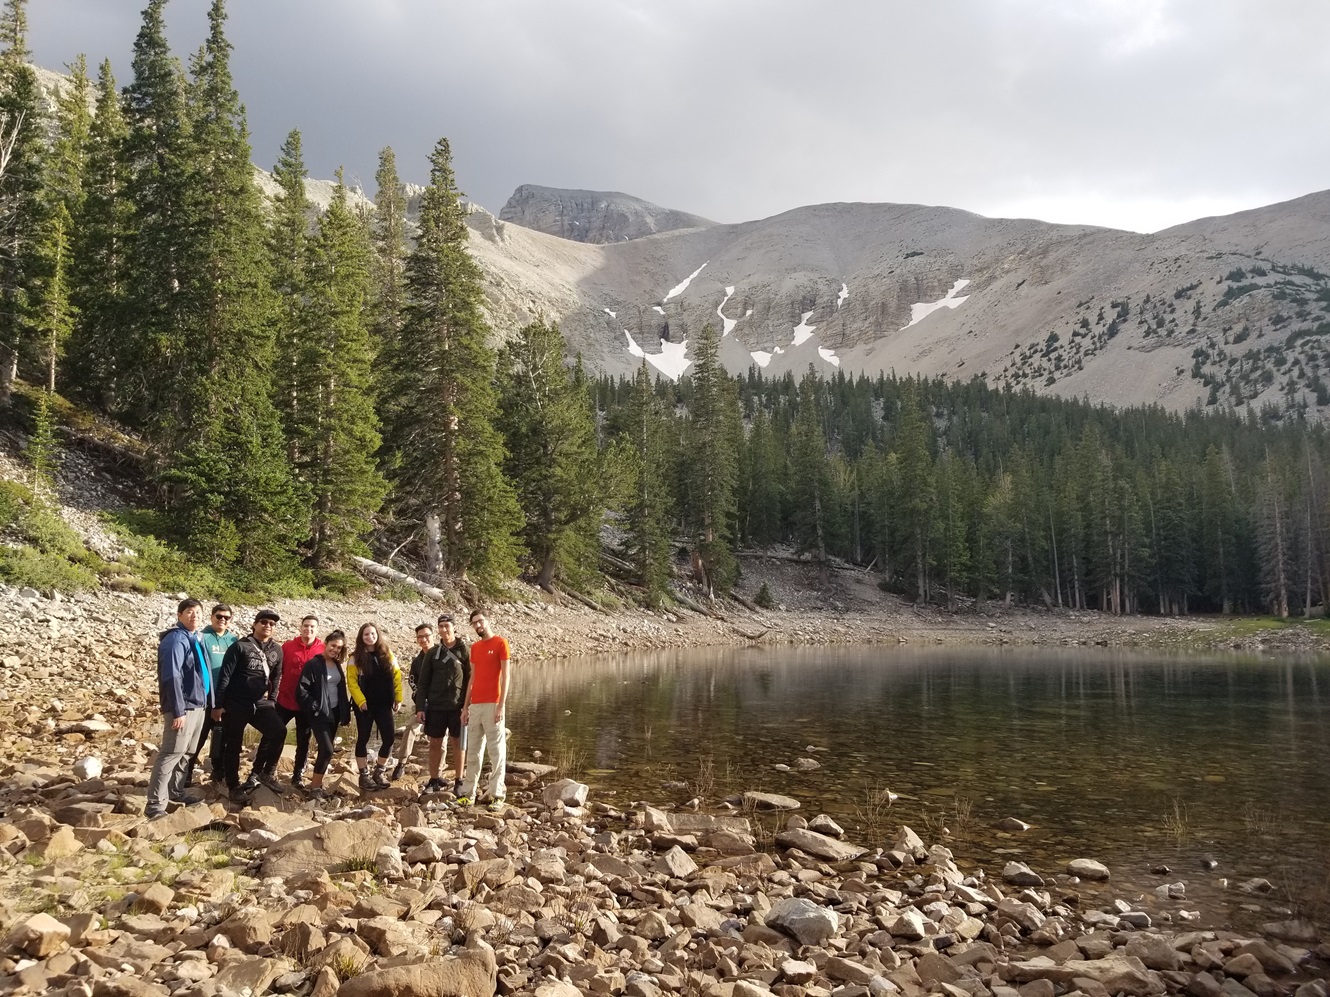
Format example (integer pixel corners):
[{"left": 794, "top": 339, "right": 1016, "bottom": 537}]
[{"left": 1, "top": 0, "right": 1328, "bottom": 619}]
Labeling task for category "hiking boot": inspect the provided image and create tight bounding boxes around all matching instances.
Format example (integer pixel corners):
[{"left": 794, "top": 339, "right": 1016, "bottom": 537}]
[
  {"left": 390, "top": 760, "right": 405, "bottom": 782},
  {"left": 307, "top": 787, "right": 327, "bottom": 801},
  {"left": 238, "top": 774, "right": 260, "bottom": 794},
  {"left": 358, "top": 770, "right": 374, "bottom": 793},
  {"left": 291, "top": 769, "right": 306, "bottom": 792},
  {"left": 371, "top": 766, "right": 390, "bottom": 790},
  {"left": 421, "top": 778, "right": 444, "bottom": 795},
  {"left": 257, "top": 771, "right": 285, "bottom": 794}
]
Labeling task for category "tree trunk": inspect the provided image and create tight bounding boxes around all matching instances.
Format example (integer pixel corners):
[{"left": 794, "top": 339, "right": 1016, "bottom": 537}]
[{"left": 422, "top": 510, "right": 443, "bottom": 576}]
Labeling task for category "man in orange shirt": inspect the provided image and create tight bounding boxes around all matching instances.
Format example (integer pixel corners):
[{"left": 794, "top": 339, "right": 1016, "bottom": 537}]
[{"left": 458, "top": 608, "right": 510, "bottom": 810}]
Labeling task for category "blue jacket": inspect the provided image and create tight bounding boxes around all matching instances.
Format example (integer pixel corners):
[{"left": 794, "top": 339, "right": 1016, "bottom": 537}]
[{"left": 158, "top": 623, "right": 213, "bottom": 718}]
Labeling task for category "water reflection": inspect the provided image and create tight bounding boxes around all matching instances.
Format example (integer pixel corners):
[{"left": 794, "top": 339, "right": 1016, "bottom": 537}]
[{"left": 508, "top": 646, "right": 1330, "bottom": 929}]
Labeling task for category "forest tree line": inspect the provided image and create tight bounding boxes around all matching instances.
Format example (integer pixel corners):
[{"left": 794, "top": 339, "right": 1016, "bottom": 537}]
[{"left": 0, "top": 0, "right": 1323, "bottom": 616}]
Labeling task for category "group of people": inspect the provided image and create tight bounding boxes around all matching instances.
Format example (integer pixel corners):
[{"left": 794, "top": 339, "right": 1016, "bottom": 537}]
[{"left": 146, "top": 598, "right": 511, "bottom": 819}]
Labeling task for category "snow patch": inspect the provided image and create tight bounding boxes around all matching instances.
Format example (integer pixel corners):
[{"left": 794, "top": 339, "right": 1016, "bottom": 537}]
[
  {"left": 837, "top": 283, "right": 849, "bottom": 310},
  {"left": 663, "top": 261, "right": 708, "bottom": 303},
  {"left": 604, "top": 307, "right": 616, "bottom": 319},
  {"left": 792, "top": 311, "right": 816, "bottom": 346},
  {"left": 750, "top": 351, "right": 772, "bottom": 368},
  {"left": 624, "top": 330, "right": 692, "bottom": 381},
  {"left": 717, "top": 286, "right": 738, "bottom": 336},
  {"left": 903, "top": 279, "right": 971, "bottom": 329},
  {"left": 817, "top": 346, "right": 841, "bottom": 367},
  {"left": 652, "top": 305, "right": 665, "bottom": 315}
]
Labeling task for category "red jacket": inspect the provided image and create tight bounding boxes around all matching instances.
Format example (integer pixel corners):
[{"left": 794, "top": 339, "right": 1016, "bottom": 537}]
[{"left": 277, "top": 636, "right": 325, "bottom": 711}]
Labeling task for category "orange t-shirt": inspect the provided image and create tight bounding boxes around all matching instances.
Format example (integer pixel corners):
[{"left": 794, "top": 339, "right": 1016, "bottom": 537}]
[{"left": 468, "top": 635, "right": 510, "bottom": 704}]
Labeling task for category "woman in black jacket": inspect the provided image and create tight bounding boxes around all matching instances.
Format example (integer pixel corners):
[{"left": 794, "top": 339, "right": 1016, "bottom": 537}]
[{"left": 295, "top": 630, "right": 350, "bottom": 800}]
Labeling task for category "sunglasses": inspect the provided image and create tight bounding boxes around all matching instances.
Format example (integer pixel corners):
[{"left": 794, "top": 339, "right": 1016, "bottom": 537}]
[{"left": 213, "top": 614, "right": 231, "bottom": 621}]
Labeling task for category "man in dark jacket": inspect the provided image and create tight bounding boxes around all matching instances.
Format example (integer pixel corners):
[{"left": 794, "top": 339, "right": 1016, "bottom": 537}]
[
  {"left": 146, "top": 598, "right": 212, "bottom": 819},
  {"left": 214, "top": 608, "right": 287, "bottom": 797},
  {"left": 413, "top": 614, "right": 470, "bottom": 795}
]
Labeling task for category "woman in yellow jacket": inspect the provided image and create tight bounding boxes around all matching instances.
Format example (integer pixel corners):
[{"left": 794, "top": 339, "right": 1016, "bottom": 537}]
[{"left": 347, "top": 623, "right": 404, "bottom": 791}]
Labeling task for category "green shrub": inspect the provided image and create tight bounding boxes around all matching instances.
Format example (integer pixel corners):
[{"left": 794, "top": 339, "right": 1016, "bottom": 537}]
[
  {"left": 0, "top": 545, "right": 98, "bottom": 593},
  {"left": 754, "top": 581, "right": 774, "bottom": 609}
]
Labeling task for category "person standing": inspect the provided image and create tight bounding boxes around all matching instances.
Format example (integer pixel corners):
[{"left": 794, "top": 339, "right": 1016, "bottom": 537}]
[
  {"left": 295, "top": 629, "right": 350, "bottom": 801},
  {"left": 346, "top": 623, "right": 403, "bottom": 792},
  {"left": 214, "top": 609, "right": 287, "bottom": 797},
  {"left": 458, "top": 609, "right": 510, "bottom": 810},
  {"left": 187, "top": 603, "right": 237, "bottom": 786},
  {"left": 146, "top": 598, "right": 212, "bottom": 819},
  {"left": 413, "top": 615, "right": 470, "bottom": 796},
  {"left": 276, "top": 614, "right": 324, "bottom": 791},
  {"left": 389, "top": 622, "right": 431, "bottom": 783}
]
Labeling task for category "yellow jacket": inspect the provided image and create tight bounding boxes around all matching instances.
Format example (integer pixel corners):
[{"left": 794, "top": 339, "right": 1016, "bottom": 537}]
[{"left": 346, "top": 651, "right": 403, "bottom": 710}]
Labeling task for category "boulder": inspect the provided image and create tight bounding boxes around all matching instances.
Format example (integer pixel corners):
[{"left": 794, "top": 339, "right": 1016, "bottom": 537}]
[
  {"left": 743, "top": 791, "right": 800, "bottom": 811},
  {"left": 765, "top": 896, "right": 840, "bottom": 946},
  {"left": 336, "top": 948, "right": 497, "bottom": 997},
  {"left": 1067, "top": 858, "right": 1110, "bottom": 881},
  {"left": 656, "top": 844, "right": 698, "bottom": 878},
  {"left": 1002, "top": 861, "right": 1045, "bottom": 887},
  {"left": 1005, "top": 956, "right": 1165, "bottom": 997},
  {"left": 1125, "top": 934, "right": 1182, "bottom": 971},
  {"left": 775, "top": 826, "right": 868, "bottom": 861},
  {"left": 135, "top": 803, "right": 217, "bottom": 841},
  {"left": 73, "top": 756, "right": 104, "bottom": 780},
  {"left": 542, "top": 778, "right": 589, "bottom": 809},
  {"left": 262, "top": 818, "right": 400, "bottom": 877},
  {"left": 7, "top": 911, "right": 70, "bottom": 957}
]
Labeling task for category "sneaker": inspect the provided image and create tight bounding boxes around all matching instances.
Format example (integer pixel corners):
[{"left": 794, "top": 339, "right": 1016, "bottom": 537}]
[
  {"left": 227, "top": 784, "right": 252, "bottom": 801},
  {"left": 390, "top": 760, "right": 405, "bottom": 782},
  {"left": 238, "top": 775, "right": 260, "bottom": 793},
  {"left": 371, "top": 768, "right": 390, "bottom": 790},
  {"left": 358, "top": 770, "right": 374, "bottom": 793},
  {"left": 291, "top": 771, "right": 306, "bottom": 792},
  {"left": 422, "top": 778, "right": 445, "bottom": 794},
  {"left": 146, "top": 811, "right": 169, "bottom": 822},
  {"left": 453, "top": 796, "right": 473, "bottom": 808},
  {"left": 170, "top": 791, "right": 203, "bottom": 806},
  {"left": 486, "top": 797, "right": 506, "bottom": 813}
]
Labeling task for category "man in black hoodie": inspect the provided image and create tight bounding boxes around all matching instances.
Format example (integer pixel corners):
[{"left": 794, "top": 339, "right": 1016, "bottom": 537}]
[{"left": 214, "top": 609, "right": 287, "bottom": 797}]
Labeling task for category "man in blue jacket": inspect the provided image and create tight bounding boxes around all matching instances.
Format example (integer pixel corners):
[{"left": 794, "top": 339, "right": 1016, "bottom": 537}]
[{"left": 146, "top": 598, "right": 213, "bottom": 819}]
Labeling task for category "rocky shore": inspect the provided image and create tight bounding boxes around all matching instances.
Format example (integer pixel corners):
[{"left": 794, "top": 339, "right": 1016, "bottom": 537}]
[{"left": 1, "top": 585, "right": 1328, "bottom": 996}]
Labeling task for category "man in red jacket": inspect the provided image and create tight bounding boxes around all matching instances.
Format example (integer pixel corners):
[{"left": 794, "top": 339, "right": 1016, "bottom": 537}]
[{"left": 276, "top": 614, "right": 324, "bottom": 791}]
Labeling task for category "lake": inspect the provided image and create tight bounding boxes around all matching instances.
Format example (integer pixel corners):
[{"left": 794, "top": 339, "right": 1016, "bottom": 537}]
[{"left": 507, "top": 645, "right": 1330, "bottom": 931}]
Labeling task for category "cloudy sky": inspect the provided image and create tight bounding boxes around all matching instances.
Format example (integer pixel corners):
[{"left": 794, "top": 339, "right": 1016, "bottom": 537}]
[{"left": 29, "top": 0, "right": 1330, "bottom": 233}]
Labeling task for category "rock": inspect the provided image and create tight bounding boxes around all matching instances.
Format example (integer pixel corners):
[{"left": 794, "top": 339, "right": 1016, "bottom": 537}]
[
  {"left": 214, "top": 955, "right": 283, "bottom": 996},
  {"left": 765, "top": 896, "right": 840, "bottom": 946},
  {"left": 793, "top": 757, "right": 821, "bottom": 771},
  {"left": 73, "top": 756, "right": 104, "bottom": 780},
  {"left": 7, "top": 911, "right": 70, "bottom": 957},
  {"left": 997, "top": 817, "right": 1032, "bottom": 831},
  {"left": 134, "top": 803, "right": 216, "bottom": 841},
  {"left": 996, "top": 898, "right": 1047, "bottom": 933},
  {"left": 1223, "top": 954, "right": 1265, "bottom": 978},
  {"left": 1237, "top": 878, "right": 1273, "bottom": 894},
  {"left": 542, "top": 778, "right": 589, "bottom": 809},
  {"left": 827, "top": 955, "right": 881, "bottom": 984},
  {"left": 892, "top": 825, "right": 925, "bottom": 853},
  {"left": 216, "top": 906, "right": 272, "bottom": 951},
  {"left": 656, "top": 844, "right": 697, "bottom": 878},
  {"left": 781, "top": 959, "right": 818, "bottom": 984},
  {"left": 1005, "top": 956, "right": 1165, "bottom": 997},
  {"left": 808, "top": 813, "right": 844, "bottom": 837},
  {"left": 40, "top": 824, "right": 83, "bottom": 858},
  {"left": 336, "top": 947, "right": 497, "bottom": 997},
  {"left": 743, "top": 791, "right": 800, "bottom": 811},
  {"left": 1067, "top": 858, "right": 1110, "bottom": 880},
  {"left": 1125, "top": 934, "right": 1183, "bottom": 971},
  {"left": 775, "top": 827, "right": 868, "bottom": 861},
  {"left": 134, "top": 883, "right": 174, "bottom": 915},
  {"left": 1261, "top": 920, "right": 1320, "bottom": 943},
  {"left": 376, "top": 844, "right": 405, "bottom": 879},
  {"left": 1002, "top": 861, "right": 1045, "bottom": 887},
  {"left": 915, "top": 952, "right": 964, "bottom": 986},
  {"left": 262, "top": 818, "right": 400, "bottom": 877},
  {"left": 887, "top": 907, "right": 929, "bottom": 939}
]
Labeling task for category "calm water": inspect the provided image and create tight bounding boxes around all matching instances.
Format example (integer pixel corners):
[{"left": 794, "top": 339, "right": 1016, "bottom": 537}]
[{"left": 507, "top": 646, "right": 1330, "bottom": 930}]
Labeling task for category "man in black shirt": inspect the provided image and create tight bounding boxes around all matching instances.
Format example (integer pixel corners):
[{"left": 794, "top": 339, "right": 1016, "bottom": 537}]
[
  {"left": 214, "top": 609, "right": 287, "bottom": 798},
  {"left": 414, "top": 614, "right": 471, "bottom": 796}
]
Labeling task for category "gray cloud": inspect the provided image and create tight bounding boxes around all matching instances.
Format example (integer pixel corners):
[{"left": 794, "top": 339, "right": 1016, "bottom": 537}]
[{"left": 29, "top": 0, "right": 1330, "bottom": 232}]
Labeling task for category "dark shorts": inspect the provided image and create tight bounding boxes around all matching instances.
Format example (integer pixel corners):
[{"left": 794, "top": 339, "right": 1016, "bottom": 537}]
[{"left": 424, "top": 708, "right": 462, "bottom": 739}]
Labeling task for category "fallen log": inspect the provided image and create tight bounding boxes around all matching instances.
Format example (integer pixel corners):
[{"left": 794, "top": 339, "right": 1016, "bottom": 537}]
[
  {"left": 669, "top": 587, "right": 729, "bottom": 622},
  {"left": 351, "top": 556, "right": 448, "bottom": 601},
  {"left": 727, "top": 591, "right": 761, "bottom": 613},
  {"left": 554, "top": 582, "right": 612, "bottom": 615}
]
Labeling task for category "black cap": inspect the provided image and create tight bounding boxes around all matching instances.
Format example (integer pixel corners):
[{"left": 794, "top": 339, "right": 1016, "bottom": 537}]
[
  {"left": 437, "top": 614, "right": 454, "bottom": 624},
  {"left": 255, "top": 608, "right": 280, "bottom": 623}
]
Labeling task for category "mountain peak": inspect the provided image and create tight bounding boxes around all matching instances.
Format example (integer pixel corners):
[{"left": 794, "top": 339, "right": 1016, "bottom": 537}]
[{"left": 498, "top": 184, "right": 713, "bottom": 244}]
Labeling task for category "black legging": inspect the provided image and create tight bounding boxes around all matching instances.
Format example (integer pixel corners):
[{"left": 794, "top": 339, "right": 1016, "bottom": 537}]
[
  {"left": 275, "top": 705, "right": 312, "bottom": 777},
  {"left": 354, "top": 704, "right": 395, "bottom": 761},
  {"left": 220, "top": 700, "right": 286, "bottom": 789},
  {"left": 311, "top": 718, "right": 338, "bottom": 774}
]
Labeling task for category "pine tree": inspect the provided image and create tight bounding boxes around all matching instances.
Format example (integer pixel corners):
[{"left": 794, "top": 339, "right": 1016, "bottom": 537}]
[
  {"left": 386, "top": 136, "right": 522, "bottom": 591},
  {"left": 66, "top": 59, "right": 130, "bottom": 407},
  {"left": 268, "top": 127, "right": 311, "bottom": 460},
  {"left": 740, "top": 402, "right": 783, "bottom": 547},
  {"left": 890, "top": 382, "right": 934, "bottom": 601},
  {"left": 497, "top": 320, "right": 602, "bottom": 589},
  {"left": 24, "top": 388, "right": 58, "bottom": 485},
  {"left": 1257, "top": 447, "right": 1292, "bottom": 617},
  {"left": 619, "top": 359, "right": 673, "bottom": 603},
  {"left": 933, "top": 449, "right": 974, "bottom": 608},
  {"left": 159, "top": 0, "right": 306, "bottom": 573},
  {"left": 0, "top": 0, "right": 43, "bottom": 404},
  {"left": 30, "top": 208, "right": 72, "bottom": 391},
  {"left": 300, "top": 174, "right": 386, "bottom": 570},
  {"left": 369, "top": 146, "right": 407, "bottom": 374},
  {"left": 789, "top": 371, "right": 830, "bottom": 567},
  {"left": 119, "top": 0, "right": 195, "bottom": 427},
  {"left": 682, "top": 324, "right": 740, "bottom": 597}
]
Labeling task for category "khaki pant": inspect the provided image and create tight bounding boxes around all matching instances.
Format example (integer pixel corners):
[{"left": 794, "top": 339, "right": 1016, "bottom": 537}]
[{"left": 460, "top": 703, "right": 506, "bottom": 800}]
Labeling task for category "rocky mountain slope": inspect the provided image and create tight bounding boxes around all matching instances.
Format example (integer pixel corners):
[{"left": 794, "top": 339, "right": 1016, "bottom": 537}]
[
  {"left": 498, "top": 184, "right": 713, "bottom": 244},
  {"left": 472, "top": 188, "right": 1330, "bottom": 414}
]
